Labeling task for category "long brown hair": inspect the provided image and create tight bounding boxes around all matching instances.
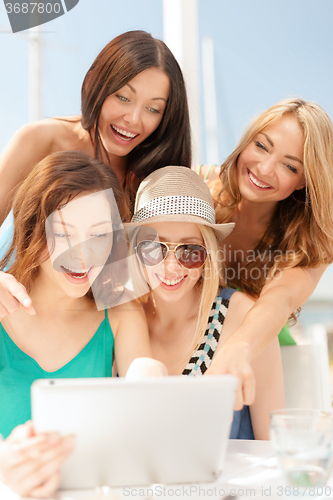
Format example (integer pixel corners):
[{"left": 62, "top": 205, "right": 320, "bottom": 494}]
[
  {"left": 81, "top": 30, "right": 192, "bottom": 202},
  {"left": 215, "top": 98, "right": 333, "bottom": 300},
  {"left": 0, "top": 151, "right": 129, "bottom": 293}
]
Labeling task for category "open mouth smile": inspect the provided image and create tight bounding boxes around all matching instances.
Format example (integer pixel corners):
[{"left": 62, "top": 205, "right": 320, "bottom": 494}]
[
  {"left": 110, "top": 125, "right": 139, "bottom": 141},
  {"left": 157, "top": 275, "right": 185, "bottom": 286},
  {"left": 247, "top": 169, "right": 273, "bottom": 189},
  {"left": 154, "top": 274, "right": 187, "bottom": 291}
]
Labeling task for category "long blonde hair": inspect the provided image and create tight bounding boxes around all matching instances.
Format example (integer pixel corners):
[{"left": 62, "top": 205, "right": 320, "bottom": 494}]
[
  {"left": 128, "top": 224, "right": 221, "bottom": 346},
  {"left": 215, "top": 98, "right": 333, "bottom": 299}
]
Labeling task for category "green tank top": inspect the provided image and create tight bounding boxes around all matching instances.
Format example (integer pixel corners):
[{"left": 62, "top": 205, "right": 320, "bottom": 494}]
[{"left": 0, "top": 310, "right": 114, "bottom": 439}]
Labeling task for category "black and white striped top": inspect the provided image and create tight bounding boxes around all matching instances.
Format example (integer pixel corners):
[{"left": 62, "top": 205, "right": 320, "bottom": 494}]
[{"left": 182, "top": 288, "right": 235, "bottom": 376}]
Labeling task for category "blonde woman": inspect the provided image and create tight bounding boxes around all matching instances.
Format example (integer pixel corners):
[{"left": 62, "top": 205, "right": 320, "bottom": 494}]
[
  {"left": 127, "top": 166, "right": 285, "bottom": 440},
  {"left": 197, "top": 98, "right": 333, "bottom": 406}
]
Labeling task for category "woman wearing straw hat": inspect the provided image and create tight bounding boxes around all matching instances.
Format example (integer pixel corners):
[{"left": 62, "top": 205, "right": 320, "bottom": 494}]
[{"left": 127, "top": 166, "right": 284, "bottom": 440}]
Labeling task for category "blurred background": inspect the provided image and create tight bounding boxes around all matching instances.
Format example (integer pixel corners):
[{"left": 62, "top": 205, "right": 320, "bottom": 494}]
[{"left": 0, "top": 0, "right": 332, "bottom": 338}]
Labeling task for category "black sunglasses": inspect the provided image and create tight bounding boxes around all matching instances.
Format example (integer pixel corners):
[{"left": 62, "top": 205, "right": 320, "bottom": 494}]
[{"left": 135, "top": 240, "right": 207, "bottom": 269}]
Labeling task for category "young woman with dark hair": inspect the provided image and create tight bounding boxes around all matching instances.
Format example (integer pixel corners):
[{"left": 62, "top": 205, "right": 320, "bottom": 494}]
[
  {"left": 0, "top": 30, "right": 191, "bottom": 224},
  {"left": 80, "top": 30, "right": 191, "bottom": 197}
]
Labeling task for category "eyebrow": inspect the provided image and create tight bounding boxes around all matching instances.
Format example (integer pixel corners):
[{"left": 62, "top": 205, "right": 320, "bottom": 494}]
[
  {"left": 53, "top": 220, "right": 112, "bottom": 229},
  {"left": 260, "top": 133, "right": 303, "bottom": 165},
  {"left": 126, "top": 83, "right": 167, "bottom": 102},
  {"left": 158, "top": 237, "right": 203, "bottom": 244},
  {"left": 285, "top": 155, "right": 303, "bottom": 165}
]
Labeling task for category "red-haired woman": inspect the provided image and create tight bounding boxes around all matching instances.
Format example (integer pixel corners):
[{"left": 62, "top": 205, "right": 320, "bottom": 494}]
[{"left": 0, "top": 150, "right": 164, "bottom": 498}]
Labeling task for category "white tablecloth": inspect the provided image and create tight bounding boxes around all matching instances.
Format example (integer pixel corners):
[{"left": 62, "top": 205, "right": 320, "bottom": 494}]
[{"left": 2, "top": 439, "right": 333, "bottom": 500}]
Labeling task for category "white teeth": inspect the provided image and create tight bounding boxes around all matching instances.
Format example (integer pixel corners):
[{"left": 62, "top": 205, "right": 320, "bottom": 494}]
[
  {"left": 62, "top": 266, "right": 90, "bottom": 278},
  {"left": 63, "top": 266, "right": 86, "bottom": 273},
  {"left": 157, "top": 275, "right": 184, "bottom": 286},
  {"left": 112, "top": 125, "right": 137, "bottom": 139},
  {"left": 248, "top": 171, "right": 272, "bottom": 189}
]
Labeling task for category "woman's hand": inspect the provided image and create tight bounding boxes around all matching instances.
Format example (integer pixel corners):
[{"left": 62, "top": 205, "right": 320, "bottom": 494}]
[
  {"left": 205, "top": 340, "right": 255, "bottom": 411},
  {"left": 0, "top": 271, "right": 35, "bottom": 319},
  {"left": 0, "top": 421, "right": 75, "bottom": 498},
  {"left": 126, "top": 357, "right": 168, "bottom": 379}
]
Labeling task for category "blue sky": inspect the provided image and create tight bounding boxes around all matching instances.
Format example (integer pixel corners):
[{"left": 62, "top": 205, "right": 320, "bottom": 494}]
[{"left": 0, "top": 0, "right": 332, "bottom": 302}]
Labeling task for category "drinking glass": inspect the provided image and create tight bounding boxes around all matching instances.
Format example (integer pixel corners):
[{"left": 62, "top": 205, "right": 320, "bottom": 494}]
[{"left": 270, "top": 409, "right": 333, "bottom": 496}]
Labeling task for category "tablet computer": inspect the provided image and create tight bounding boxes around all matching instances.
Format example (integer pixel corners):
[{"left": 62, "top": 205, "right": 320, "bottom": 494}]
[{"left": 31, "top": 375, "right": 236, "bottom": 489}]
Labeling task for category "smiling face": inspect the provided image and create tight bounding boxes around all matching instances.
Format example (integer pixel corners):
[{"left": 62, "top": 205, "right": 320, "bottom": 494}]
[
  {"left": 137, "top": 222, "right": 205, "bottom": 304},
  {"left": 98, "top": 67, "right": 170, "bottom": 158},
  {"left": 237, "top": 115, "right": 306, "bottom": 206},
  {"left": 40, "top": 191, "right": 113, "bottom": 299}
]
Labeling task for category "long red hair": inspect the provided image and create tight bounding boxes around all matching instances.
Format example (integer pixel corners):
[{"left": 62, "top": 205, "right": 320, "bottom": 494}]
[{"left": 0, "top": 151, "right": 129, "bottom": 293}]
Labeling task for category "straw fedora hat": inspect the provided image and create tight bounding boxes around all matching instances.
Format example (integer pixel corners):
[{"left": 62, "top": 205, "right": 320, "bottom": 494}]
[{"left": 126, "top": 166, "right": 234, "bottom": 240}]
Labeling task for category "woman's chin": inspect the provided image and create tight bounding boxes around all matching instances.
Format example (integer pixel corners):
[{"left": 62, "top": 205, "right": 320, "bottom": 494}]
[{"left": 63, "top": 285, "right": 91, "bottom": 299}]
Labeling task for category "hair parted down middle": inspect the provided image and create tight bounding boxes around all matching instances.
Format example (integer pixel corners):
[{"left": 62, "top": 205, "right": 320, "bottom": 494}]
[
  {"left": 214, "top": 97, "right": 333, "bottom": 307},
  {"left": 0, "top": 151, "right": 130, "bottom": 294},
  {"left": 81, "top": 30, "right": 192, "bottom": 202}
]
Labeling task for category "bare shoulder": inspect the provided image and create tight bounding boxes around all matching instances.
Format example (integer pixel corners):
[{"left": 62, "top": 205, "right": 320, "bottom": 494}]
[
  {"left": 0, "top": 117, "right": 87, "bottom": 222},
  {"left": 107, "top": 297, "right": 145, "bottom": 331},
  {"left": 4, "top": 119, "right": 68, "bottom": 156},
  {"left": 9, "top": 116, "right": 86, "bottom": 155},
  {"left": 109, "top": 297, "right": 144, "bottom": 315},
  {"left": 7, "top": 120, "right": 56, "bottom": 156}
]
